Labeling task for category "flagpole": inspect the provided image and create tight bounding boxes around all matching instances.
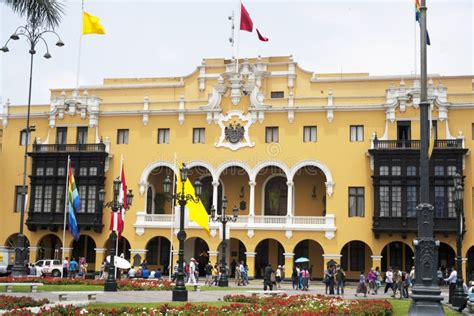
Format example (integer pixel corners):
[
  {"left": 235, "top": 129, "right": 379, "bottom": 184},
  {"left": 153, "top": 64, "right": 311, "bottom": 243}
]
[
  {"left": 169, "top": 152, "right": 177, "bottom": 280},
  {"left": 61, "top": 155, "right": 71, "bottom": 265},
  {"left": 114, "top": 155, "right": 123, "bottom": 277},
  {"left": 414, "top": 6, "right": 417, "bottom": 76},
  {"left": 235, "top": 0, "right": 241, "bottom": 73},
  {"left": 75, "top": 0, "right": 85, "bottom": 90},
  {"left": 229, "top": 10, "right": 235, "bottom": 60}
]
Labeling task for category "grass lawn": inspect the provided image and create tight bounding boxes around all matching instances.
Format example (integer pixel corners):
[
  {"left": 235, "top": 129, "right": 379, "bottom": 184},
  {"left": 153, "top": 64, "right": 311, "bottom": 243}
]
[
  {"left": 389, "top": 299, "right": 461, "bottom": 316},
  {"left": 185, "top": 285, "right": 260, "bottom": 291},
  {"left": 89, "top": 302, "right": 233, "bottom": 309}
]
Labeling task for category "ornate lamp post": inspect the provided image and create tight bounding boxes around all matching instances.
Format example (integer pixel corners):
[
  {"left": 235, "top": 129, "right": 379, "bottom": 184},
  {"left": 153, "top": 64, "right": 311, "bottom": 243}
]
[
  {"left": 452, "top": 172, "right": 467, "bottom": 308},
  {"left": 211, "top": 197, "right": 238, "bottom": 287},
  {"left": 98, "top": 177, "right": 134, "bottom": 292},
  {"left": 163, "top": 164, "right": 203, "bottom": 301},
  {"left": 408, "top": 0, "right": 444, "bottom": 314},
  {"left": 2, "top": 23, "right": 64, "bottom": 277}
]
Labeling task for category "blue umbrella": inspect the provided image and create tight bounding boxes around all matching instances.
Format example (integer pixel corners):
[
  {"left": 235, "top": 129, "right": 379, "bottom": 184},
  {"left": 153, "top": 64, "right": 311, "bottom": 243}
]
[{"left": 294, "top": 257, "right": 310, "bottom": 263}]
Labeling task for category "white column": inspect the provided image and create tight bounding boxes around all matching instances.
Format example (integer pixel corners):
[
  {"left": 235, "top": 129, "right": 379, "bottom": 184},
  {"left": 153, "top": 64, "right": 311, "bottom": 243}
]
[
  {"left": 286, "top": 181, "right": 294, "bottom": 216},
  {"left": 212, "top": 181, "right": 219, "bottom": 209},
  {"left": 249, "top": 181, "right": 256, "bottom": 216}
]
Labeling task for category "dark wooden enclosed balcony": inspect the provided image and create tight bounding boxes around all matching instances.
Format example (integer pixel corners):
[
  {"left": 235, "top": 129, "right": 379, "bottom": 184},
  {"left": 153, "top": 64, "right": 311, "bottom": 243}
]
[
  {"left": 372, "top": 216, "right": 457, "bottom": 237},
  {"left": 372, "top": 139, "right": 462, "bottom": 150},
  {"left": 32, "top": 143, "right": 106, "bottom": 153},
  {"left": 26, "top": 211, "right": 104, "bottom": 233}
]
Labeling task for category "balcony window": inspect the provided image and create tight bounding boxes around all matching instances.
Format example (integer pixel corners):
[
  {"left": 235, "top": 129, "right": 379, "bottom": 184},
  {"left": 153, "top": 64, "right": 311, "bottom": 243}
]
[
  {"left": 46, "top": 167, "right": 54, "bottom": 176},
  {"left": 87, "top": 186, "right": 97, "bottom": 213},
  {"left": 379, "top": 166, "right": 389, "bottom": 176},
  {"left": 407, "top": 186, "right": 418, "bottom": 217},
  {"left": 158, "top": 128, "right": 170, "bottom": 144},
  {"left": 77, "top": 127, "right": 88, "bottom": 144},
  {"left": 43, "top": 186, "right": 53, "bottom": 213},
  {"left": 58, "top": 168, "right": 65, "bottom": 177},
  {"left": 349, "top": 187, "right": 364, "bottom": 217},
  {"left": 36, "top": 168, "right": 44, "bottom": 176},
  {"left": 117, "top": 129, "right": 129, "bottom": 144},
  {"left": 56, "top": 127, "right": 67, "bottom": 145},
  {"left": 434, "top": 186, "right": 445, "bottom": 217},
  {"left": 303, "top": 126, "right": 317, "bottom": 142},
  {"left": 79, "top": 167, "right": 88, "bottom": 176},
  {"left": 55, "top": 186, "right": 64, "bottom": 212},
  {"left": 391, "top": 187, "right": 401, "bottom": 217},
  {"left": 447, "top": 166, "right": 457, "bottom": 176},
  {"left": 448, "top": 187, "right": 456, "bottom": 218},
  {"left": 379, "top": 186, "right": 389, "bottom": 217},
  {"left": 434, "top": 166, "right": 444, "bottom": 176},
  {"left": 350, "top": 125, "right": 364, "bottom": 142},
  {"left": 265, "top": 127, "right": 279, "bottom": 143},
  {"left": 193, "top": 128, "right": 205, "bottom": 144},
  {"left": 407, "top": 166, "right": 417, "bottom": 176},
  {"left": 89, "top": 167, "right": 98, "bottom": 176},
  {"left": 33, "top": 186, "right": 43, "bottom": 212},
  {"left": 391, "top": 166, "right": 401, "bottom": 176},
  {"left": 79, "top": 186, "right": 87, "bottom": 213}
]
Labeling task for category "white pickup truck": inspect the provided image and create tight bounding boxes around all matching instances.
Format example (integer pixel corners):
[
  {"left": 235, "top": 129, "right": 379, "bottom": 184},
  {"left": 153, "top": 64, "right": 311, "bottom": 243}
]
[{"left": 35, "top": 259, "right": 62, "bottom": 277}]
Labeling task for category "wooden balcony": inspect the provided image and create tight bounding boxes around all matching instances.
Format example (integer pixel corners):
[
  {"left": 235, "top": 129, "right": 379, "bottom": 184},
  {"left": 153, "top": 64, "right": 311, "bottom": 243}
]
[
  {"left": 32, "top": 143, "right": 106, "bottom": 153},
  {"left": 372, "top": 139, "right": 462, "bottom": 150},
  {"left": 26, "top": 211, "right": 104, "bottom": 233},
  {"left": 372, "top": 216, "right": 457, "bottom": 238}
]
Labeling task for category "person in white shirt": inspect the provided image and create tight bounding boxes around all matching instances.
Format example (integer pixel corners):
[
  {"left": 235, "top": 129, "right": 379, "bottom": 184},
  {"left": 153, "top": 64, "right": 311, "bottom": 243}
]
[
  {"left": 445, "top": 266, "right": 457, "bottom": 304},
  {"left": 384, "top": 267, "right": 394, "bottom": 294},
  {"left": 128, "top": 267, "right": 136, "bottom": 278},
  {"left": 187, "top": 258, "right": 197, "bottom": 285}
]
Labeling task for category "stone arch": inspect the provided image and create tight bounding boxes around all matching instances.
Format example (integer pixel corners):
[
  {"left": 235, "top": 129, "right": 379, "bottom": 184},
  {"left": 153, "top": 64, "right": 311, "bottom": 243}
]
[
  {"left": 139, "top": 160, "right": 178, "bottom": 195},
  {"left": 466, "top": 246, "right": 474, "bottom": 280},
  {"left": 71, "top": 235, "right": 97, "bottom": 270},
  {"left": 145, "top": 236, "right": 171, "bottom": 274},
  {"left": 293, "top": 239, "right": 325, "bottom": 279},
  {"left": 216, "top": 161, "right": 252, "bottom": 181},
  {"left": 254, "top": 238, "right": 285, "bottom": 278},
  {"left": 217, "top": 238, "right": 247, "bottom": 277},
  {"left": 146, "top": 184, "right": 156, "bottom": 214},
  {"left": 37, "top": 234, "right": 62, "bottom": 260},
  {"left": 187, "top": 160, "right": 217, "bottom": 181},
  {"left": 289, "top": 160, "right": 334, "bottom": 196},
  {"left": 340, "top": 240, "right": 373, "bottom": 280},
  {"left": 438, "top": 242, "right": 455, "bottom": 271},
  {"left": 381, "top": 241, "right": 414, "bottom": 272},
  {"left": 252, "top": 161, "right": 290, "bottom": 182},
  {"left": 261, "top": 174, "right": 289, "bottom": 216},
  {"left": 184, "top": 237, "right": 210, "bottom": 276},
  {"left": 104, "top": 236, "right": 131, "bottom": 261},
  {"left": 4, "top": 233, "right": 30, "bottom": 262}
]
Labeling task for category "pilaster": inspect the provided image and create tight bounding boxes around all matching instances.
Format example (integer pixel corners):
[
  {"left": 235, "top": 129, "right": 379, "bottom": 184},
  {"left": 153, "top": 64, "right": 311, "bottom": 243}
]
[
  {"left": 245, "top": 252, "right": 256, "bottom": 279},
  {"left": 283, "top": 252, "right": 294, "bottom": 280}
]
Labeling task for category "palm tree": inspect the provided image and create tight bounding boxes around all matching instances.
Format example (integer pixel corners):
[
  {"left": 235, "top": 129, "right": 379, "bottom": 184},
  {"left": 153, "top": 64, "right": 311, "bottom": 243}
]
[{"left": 4, "top": 0, "right": 65, "bottom": 29}]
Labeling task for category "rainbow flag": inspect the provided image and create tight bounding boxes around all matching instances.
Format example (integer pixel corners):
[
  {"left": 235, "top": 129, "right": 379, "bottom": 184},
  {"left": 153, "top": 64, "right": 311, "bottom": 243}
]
[
  {"left": 68, "top": 164, "right": 81, "bottom": 241},
  {"left": 415, "top": 0, "right": 431, "bottom": 45}
]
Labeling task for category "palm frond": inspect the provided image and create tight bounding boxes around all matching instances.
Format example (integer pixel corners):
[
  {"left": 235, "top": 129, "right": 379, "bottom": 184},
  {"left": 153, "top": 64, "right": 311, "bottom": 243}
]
[{"left": 4, "top": 0, "right": 65, "bottom": 29}]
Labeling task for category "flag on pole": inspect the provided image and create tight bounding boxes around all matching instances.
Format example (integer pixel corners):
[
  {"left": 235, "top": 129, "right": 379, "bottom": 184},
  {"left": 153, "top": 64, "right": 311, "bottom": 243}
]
[
  {"left": 110, "top": 160, "right": 127, "bottom": 237},
  {"left": 240, "top": 2, "right": 269, "bottom": 42},
  {"left": 176, "top": 164, "right": 210, "bottom": 234},
  {"left": 68, "top": 164, "right": 81, "bottom": 241},
  {"left": 415, "top": 0, "right": 431, "bottom": 45},
  {"left": 83, "top": 11, "right": 105, "bottom": 35}
]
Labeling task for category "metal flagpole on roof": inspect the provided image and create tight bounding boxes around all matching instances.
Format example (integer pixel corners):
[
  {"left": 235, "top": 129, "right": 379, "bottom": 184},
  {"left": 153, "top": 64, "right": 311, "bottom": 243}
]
[
  {"left": 61, "top": 156, "right": 71, "bottom": 266},
  {"left": 235, "top": 0, "right": 241, "bottom": 73},
  {"left": 76, "top": 0, "right": 85, "bottom": 90}
]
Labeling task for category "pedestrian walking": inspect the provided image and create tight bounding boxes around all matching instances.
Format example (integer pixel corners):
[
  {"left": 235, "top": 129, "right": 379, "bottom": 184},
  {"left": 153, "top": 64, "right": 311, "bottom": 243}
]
[
  {"left": 263, "top": 263, "right": 273, "bottom": 291},
  {"left": 205, "top": 262, "right": 213, "bottom": 286},
  {"left": 355, "top": 271, "right": 367, "bottom": 297},
  {"left": 276, "top": 265, "right": 282, "bottom": 289},
  {"left": 374, "top": 266, "right": 382, "bottom": 294},
  {"left": 384, "top": 266, "right": 394, "bottom": 294},
  {"left": 445, "top": 266, "right": 457, "bottom": 304},
  {"left": 62, "top": 257, "right": 69, "bottom": 278},
  {"left": 335, "top": 265, "right": 346, "bottom": 295},
  {"left": 368, "top": 268, "right": 377, "bottom": 294}
]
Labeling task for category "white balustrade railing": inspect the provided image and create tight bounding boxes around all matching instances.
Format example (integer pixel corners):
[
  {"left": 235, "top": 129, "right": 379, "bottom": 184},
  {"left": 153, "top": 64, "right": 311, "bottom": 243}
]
[{"left": 253, "top": 216, "right": 287, "bottom": 225}]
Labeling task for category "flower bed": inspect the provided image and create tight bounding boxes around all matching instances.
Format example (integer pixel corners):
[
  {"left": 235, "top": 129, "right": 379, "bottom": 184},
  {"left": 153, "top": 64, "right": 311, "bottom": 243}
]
[
  {"left": 0, "top": 296, "right": 49, "bottom": 310},
  {"left": 3, "top": 294, "right": 393, "bottom": 315},
  {"left": 0, "top": 277, "right": 173, "bottom": 291}
]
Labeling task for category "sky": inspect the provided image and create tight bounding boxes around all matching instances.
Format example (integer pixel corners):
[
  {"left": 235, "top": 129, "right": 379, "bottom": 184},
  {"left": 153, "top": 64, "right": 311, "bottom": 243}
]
[{"left": 0, "top": 0, "right": 472, "bottom": 106}]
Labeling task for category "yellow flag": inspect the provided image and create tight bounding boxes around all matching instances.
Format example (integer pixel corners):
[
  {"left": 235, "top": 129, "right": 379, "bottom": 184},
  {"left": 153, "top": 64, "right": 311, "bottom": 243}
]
[
  {"left": 428, "top": 126, "right": 435, "bottom": 158},
  {"left": 83, "top": 12, "right": 105, "bottom": 35},
  {"left": 176, "top": 166, "right": 210, "bottom": 234}
]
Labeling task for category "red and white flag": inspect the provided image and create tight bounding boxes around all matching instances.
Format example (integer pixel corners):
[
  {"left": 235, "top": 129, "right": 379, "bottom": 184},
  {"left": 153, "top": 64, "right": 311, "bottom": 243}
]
[
  {"left": 110, "top": 159, "right": 127, "bottom": 237},
  {"left": 240, "top": 2, "right": 268, "bottom": 42}
]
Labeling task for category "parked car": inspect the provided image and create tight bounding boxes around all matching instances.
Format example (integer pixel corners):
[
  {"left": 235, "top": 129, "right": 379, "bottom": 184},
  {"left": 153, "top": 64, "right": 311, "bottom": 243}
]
[
  {"left": 35, "top": 259, "right": 62, "bottom": 277},
  {"left": 0, "top": 248, "right": 14, "bottom": 276}
]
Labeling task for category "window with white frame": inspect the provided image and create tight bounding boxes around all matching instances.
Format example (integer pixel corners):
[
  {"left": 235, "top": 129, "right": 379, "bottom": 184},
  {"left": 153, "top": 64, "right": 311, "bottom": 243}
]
[
  {"left": 158, "top": 128, "right": 170, "bottom": 144},
  {"left": 265, "top": 127, "right": 279, "bottom": 143},
  {"left": 303, "top": 126, "right": 317, "bottom": 142},
  {"left": 193, "top": 128, "right": 205, "bottom": 144},
  {"left": 350, "top": 125, "right": 364, "bottom": 142}
]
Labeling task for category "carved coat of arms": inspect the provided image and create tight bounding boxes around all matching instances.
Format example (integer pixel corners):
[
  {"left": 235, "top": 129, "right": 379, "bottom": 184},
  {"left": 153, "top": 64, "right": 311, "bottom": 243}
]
[{"left": 224, "top": 123, "right": 245, "bottom": 144}]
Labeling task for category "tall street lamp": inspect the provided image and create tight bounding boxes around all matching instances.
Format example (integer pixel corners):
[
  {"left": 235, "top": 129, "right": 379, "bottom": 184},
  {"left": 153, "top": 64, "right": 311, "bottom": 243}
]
[
  {"left": 163, "top": 164, "right": 203, "bottom": 302},
  {"left": 408, "top": 0, "right": 444, "bottom": 314},
  {"left": 452, "top": 172, "right": 467, "bottom": 308},
  {"left": 98, "top": 177, "right": 134, "bottom": 292},
  {"left": 2, "top": 23, "right": 64, "bottom": 277},
  {"left": 211, "top": 197, "right": 238, "bottom": 287}
]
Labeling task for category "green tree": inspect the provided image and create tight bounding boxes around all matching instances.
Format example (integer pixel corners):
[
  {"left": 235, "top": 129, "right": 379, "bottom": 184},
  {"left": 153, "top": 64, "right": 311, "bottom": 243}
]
[{"left": 4, "top": 0, "right": 65, "bottom": 29}]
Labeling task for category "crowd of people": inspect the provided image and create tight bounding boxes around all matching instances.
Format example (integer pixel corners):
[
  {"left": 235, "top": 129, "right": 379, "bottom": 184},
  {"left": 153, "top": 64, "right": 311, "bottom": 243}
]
[{"left": 61, "top": 257, "right": 88, "bottom": 278}]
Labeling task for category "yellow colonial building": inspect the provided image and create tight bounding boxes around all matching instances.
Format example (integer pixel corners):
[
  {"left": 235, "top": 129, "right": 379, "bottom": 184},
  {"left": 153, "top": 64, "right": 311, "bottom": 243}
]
[{"left": 1, "top": 56, "right": 473, "bottom": 280}]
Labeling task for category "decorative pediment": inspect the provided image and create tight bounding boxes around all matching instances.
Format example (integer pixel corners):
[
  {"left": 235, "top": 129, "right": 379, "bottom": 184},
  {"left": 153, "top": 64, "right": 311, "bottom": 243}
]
[{"left": 49, "top": 89, "right": 102, "bottom": 128}]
